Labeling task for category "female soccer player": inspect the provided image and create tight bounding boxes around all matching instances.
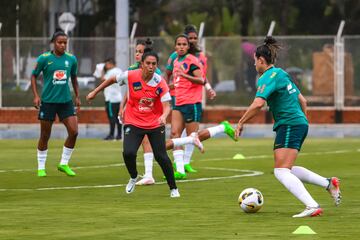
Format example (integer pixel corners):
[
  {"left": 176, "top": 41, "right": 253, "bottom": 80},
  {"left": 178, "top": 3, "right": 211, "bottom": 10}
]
[
  {"left": 235, "top": 36, "right": 341, "bottom": 217},
  {"left": 31, "top": 29, "right": 80, "bottom": 177},
  {"left": 120, "top": 39, "right": 162, "bottom": 186},
  {"left": 168, "top": 34, "right": 205, "bottom": 179},
  {"left": 87, "top": 49, "right": 203, "bottom": 197},
  {"left": 165, "top": 26, "right": 217, "bottom": 177}
]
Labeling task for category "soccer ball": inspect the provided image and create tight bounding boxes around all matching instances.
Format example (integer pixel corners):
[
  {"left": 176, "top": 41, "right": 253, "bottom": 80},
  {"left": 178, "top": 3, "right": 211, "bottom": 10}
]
[{"left": 238, "top": 188, "right": 264, "bottom": 213}]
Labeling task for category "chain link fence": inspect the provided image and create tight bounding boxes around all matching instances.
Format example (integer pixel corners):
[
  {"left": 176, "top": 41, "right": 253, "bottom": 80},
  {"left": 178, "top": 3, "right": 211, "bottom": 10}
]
[{"left": 0, "top": 36, "right": 358, "bottom": 108}]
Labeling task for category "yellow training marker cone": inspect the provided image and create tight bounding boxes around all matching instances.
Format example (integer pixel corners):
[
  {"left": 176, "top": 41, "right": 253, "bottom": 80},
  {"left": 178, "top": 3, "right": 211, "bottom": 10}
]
[
  {"left": 233, "top": 154, "right": 245, "bottom": 160},
  {"left": 292, "top": 226, "right": 316, "bottom": 235}
]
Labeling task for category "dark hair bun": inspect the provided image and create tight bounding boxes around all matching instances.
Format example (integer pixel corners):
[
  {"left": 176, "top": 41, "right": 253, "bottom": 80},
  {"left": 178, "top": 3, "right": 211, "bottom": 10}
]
[
  {"left": 144, "top": 38, "right": 153, "bottom": 53},
  {"left": 264, "top": 36, "right": 277, "bottom": 45},
  {"left": 184, "top": 25, "right": 198, "bottom": 35}
]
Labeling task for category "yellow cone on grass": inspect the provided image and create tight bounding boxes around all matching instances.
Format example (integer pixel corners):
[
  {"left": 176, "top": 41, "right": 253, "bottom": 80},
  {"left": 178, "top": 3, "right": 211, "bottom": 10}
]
[
  {"left": 233, "top": 154, "right": 245, "bottom": 159},
  {"left": 292, "top": 226, "right": 316, "bottom": 235}
]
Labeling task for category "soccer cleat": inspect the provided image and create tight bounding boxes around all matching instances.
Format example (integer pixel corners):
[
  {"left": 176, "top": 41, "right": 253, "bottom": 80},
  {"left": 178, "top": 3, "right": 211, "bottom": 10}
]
[
  {"left": 184, "top": 164, "right": 198, "bottom": 173},
  {"left": 57, "top": 164, "right": 76, "bottom": 176},
  {"left": 327, "top": 177, "right": 341, "bottom": 206},
  {"left": 190, "top": 132, "right": 204, "bottom": 153},
  {"left": 170, "top": 188, "right": 180, "bottom": 198},
  {"left": 37, "top": 169, "right": 47, "bottom": 177},
  {"left": 135, "top": 176, "right": 155, "bottom": 186},
  {"left": 126, "top": 177, "right": 138, "bottom": 194},
  {"left": 221, "top": 120, "right": 238, "bottom": 142},
  {"left": 174, "top": 171, "right": 187, "bottom": 180},
  {"left": 292, "top": 207, "right": 323, "bottom": 218},
  {"left": 103, "top": 135, "right": 114, "bottom": 141}
]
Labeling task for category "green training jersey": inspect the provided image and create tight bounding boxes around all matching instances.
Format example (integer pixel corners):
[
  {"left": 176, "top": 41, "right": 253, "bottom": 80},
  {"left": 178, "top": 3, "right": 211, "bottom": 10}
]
[
  {"left": 128, "top": 62, "right": 162, "bottom": 74},
  {"left": 165, "top": 51, "right": 178, "bottom": 72},
  {"left": 32, "top": 51, "right": 78, "bottom": 103},
  {"left": 255, "top": 67, "right": 308, "bottom": 130}
]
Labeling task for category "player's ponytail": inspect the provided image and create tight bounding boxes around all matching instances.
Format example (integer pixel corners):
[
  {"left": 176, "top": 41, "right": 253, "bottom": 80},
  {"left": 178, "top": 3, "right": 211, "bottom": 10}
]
[
  {"left": 141, "top": 38, "right": 159, "bottom": 63},
  {"left": 255, "top": 36, "right": 281, "bottom": 64},
  {"left": 50, "top": 28, "right": 67, "bottom": 43},
  {"left": 144, "top": 38, "right": 154, "bottom": 53}
]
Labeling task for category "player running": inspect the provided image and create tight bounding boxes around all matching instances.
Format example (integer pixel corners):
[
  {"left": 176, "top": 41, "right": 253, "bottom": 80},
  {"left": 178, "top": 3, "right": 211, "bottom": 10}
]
[
  {"left": 120, "top": 39, "right": 162, "bottom": 186},
  {"left": 87, "top": 48, "right": 205, "bottom": 197},
  {"left": 235, "top": 36, "right": 341, "bottom": 217}
]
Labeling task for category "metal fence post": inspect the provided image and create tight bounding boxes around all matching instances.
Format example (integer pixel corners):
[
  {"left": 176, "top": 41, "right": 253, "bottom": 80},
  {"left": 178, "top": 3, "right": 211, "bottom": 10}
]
[{"left": 334, "top": 20, "right": 345, "bottom": 111}]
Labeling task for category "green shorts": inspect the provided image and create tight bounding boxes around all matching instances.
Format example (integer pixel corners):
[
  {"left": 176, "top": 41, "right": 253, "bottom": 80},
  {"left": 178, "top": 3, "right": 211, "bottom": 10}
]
[
  {"left": 38, "top": 101, "right": 76, "bottom": 122},
  {"left": 173, "top": 102, "right": 202, "bottom": 123},
  {"left": 171, "top": 96, "right": 176, "bottom": 109},
  {"left": 274, "top": 124, "right": 308, "bottom": 151}
]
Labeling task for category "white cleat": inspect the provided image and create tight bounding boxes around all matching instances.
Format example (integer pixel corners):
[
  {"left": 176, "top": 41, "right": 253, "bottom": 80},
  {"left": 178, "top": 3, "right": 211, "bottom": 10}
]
[
  {"left": 292, "top": 207, "right": 323, "bottom": 218},
  {"left": 125, "top": 177, "right": 138, "bottom": 194},
  {"left": 190, "top": 132, "right": 204, "bottom": 153},
  {"left": 136, "top": 176, "right": 155, "bottom": 186},
  {"left": 327, "top": 177, "right": 341, "bottom": 206},
  {"left": 170, "top": 188, "right": 180, "bottom": 198}
]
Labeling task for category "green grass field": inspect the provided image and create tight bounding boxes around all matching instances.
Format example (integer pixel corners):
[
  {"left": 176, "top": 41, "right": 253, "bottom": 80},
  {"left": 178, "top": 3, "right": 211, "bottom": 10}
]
[{"left": 0, "top": 138, "right": 359, "bottom": 239}]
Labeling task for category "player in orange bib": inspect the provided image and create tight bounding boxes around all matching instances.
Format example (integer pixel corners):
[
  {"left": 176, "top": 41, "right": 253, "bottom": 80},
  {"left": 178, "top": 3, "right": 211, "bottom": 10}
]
[
  {"left": 170, "top": 34, "right": 205, "bottom": 179},
  {"left": 87, "top": 49, "right": 205, "bottom": 197}
]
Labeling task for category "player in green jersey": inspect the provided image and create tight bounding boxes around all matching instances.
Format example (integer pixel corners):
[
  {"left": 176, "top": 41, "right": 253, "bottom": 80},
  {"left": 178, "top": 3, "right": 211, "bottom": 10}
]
[
  {"left": 235, "top": 36, "right": 341, "bottom": 218},
  {"left": 31, "top": 29, "right": 80, "bottom": 177}
]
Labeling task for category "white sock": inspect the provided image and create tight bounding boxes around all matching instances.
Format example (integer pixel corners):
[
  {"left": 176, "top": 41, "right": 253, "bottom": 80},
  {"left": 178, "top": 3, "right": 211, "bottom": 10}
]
[
  {"left": 172, "top": 137, "right": 193, "bottom": 147},
  {"left": 184, "top": 144, "right": 194, "bottom": 165},
  {"left": 274, "top": 168, "right": 319, "bottom": 208},
  {"left": 207, "top": 124, "right": 225, "bottom": 137},
  {"left": 181, "top": 129, "right": 187, "bottom": 138},
  {"left": 60, "top": 146, "right": 74, "bottom": 165},
  {"left": 173, "top": 150, "right": 185, "bottom": 174},
  {"left": 143, "top": 152, "right": 154, "bottom": 178},
  {"left": 37, "top": 149, "right": 48, "bottom": 170},
  {"left": 291, "top": 166, "right": 329, "bottom": 188}
]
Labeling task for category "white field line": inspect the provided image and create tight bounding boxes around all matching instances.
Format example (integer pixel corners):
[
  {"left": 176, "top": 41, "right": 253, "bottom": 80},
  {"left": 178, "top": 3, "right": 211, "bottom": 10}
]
[
  {"left": 0, "top": 167, "right": 263, "bottom": 191},
  {"left": 0, "top": 148, "right": 356, "bottom": 173}
]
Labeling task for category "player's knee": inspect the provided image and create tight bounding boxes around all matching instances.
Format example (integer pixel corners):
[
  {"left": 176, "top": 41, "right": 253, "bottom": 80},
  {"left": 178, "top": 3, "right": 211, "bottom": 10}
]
[
  {"left": 123, "top": 150, "right": 137, "bottom": 160},
  {"left": 69, "top": 129, "right": 78, "bottom": 139}
]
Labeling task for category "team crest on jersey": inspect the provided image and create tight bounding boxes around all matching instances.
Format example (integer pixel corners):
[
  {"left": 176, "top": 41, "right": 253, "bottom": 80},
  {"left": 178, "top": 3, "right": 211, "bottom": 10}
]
[
  {"left": 65, "top": 60, "right": 69, "bottom": 67},
  {"left": 133, "top": 82, "right": 142, "bottom": 91},
  {"left": 139, "top": 97, "right": 154, "bottom": 112},
  {"left": 181, "top": 63, "right": 188, "bottom": 71},
  {"left": 53, "top": 70, "right": 67, "bottom": 85},
  {"left": 270, "top": 72, "right": 277, "bottom": 78},
  {"left": 155, "top": 87, "right": 163, "bottom": 95}
]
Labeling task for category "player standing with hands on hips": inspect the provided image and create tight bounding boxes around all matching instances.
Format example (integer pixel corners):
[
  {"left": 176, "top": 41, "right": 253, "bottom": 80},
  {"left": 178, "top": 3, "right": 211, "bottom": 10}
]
[
  {"left": 31, "top": 29, "right": 80, "bottom": 177},
  {"left": 235, "top": 36, "right": 341, "bottom": 217}
]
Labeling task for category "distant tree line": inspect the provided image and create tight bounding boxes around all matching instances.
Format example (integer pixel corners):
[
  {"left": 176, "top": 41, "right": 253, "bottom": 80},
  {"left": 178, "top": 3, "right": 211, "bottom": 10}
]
[{"left": 0, "top": 0, "right": 359, "bottom": 37}]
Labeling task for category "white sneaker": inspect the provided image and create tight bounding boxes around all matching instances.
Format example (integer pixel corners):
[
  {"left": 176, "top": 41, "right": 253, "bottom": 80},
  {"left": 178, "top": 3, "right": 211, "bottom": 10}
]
[
  {"left": 136, "top": 176, "right": 155, "bottom": 185},
  {"left": 292, "top": 207, "right": 323, "bottom": 218},
  {"left": 190, "top": 132, "right": 204, "bottom": 153},
  {"left": 327, "top": 177, "right": 341, "bottom": 206},
  {"left": 170, "top": 188, "right": 180, "bottom": 198},
  {"left": 125, "top": 177, "right": 138, "bottom": 194}
]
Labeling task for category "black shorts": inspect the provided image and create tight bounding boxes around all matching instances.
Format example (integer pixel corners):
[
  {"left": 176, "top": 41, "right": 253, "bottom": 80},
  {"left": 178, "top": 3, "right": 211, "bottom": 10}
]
[
  {"left": 38, "top": 101, "right": 76, "bottom": 121},
  {"left": 274, "top": 124, "right": 308, "bottom": 151}
]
